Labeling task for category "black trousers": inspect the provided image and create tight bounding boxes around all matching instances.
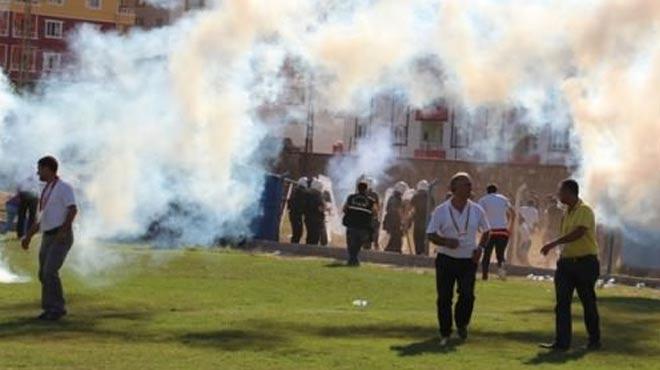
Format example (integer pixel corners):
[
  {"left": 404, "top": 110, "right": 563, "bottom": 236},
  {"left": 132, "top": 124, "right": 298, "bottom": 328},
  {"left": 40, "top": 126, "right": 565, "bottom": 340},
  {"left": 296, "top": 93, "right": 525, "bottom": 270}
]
[
  {"left": 436, "top": 254, "right": 477, "bottom": 337},
  {"left": 17, "top": 193, "right": 38, "bottom": 238},
  {"left": 413, "top": 222, "right": 427, "bottom": 255},
  {"left": 554, "top": 255, "right": 601, "bottom": 347},
  {"left": 385, "top": 229, "right": 403, "bottom": 253},
  {"left": 482, "top": 234, "right": 509, "bottom": 277},
  {"left": 289, "top": 212, "right": 304, "bottom": 244},
  {"left": 346, "top": 228, "right": 370, "bottom": 265},
  {"left": 304, "top": 217, "right": 323, "bottom": 245}
]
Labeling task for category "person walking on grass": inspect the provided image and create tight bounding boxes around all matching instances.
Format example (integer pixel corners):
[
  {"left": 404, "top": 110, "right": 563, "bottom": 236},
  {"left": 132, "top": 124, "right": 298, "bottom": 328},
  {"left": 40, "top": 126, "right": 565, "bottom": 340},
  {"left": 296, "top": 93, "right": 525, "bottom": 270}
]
[
  {"left": 342, "top": 180, "right": 376, "bottom": 266},
  {"left": 539, "top": 179, "right": 601, "bottom": 352},
  {"left": 21, "top": 156, "right": 77, "bottom": 321},
  {"left": 427, "top": 172, "right": 490, "bottom": 347},
  {"left": 477, "top": 184, "right": 514, "bottom": 280}
]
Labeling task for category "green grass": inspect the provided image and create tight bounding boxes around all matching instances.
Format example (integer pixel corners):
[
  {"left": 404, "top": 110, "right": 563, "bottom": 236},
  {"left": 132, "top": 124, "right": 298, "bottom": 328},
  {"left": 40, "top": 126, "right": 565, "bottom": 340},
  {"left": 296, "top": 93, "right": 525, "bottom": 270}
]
[{"left": 0, "top": 238, "right": 658, "bottom": 370}]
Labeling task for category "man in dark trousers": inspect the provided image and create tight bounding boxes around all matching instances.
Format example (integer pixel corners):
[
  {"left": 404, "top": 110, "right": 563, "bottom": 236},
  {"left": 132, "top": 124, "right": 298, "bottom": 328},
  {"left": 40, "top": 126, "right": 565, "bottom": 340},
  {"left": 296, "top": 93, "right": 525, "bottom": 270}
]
[
  {"left": 384, "top": 181, "right": 407, "bottom": 253},
  {"left": 477, "top": 184, "right": 515, "bottom": 280},
  {"left": 304, "top": 178, "right": 325, "bottom": 245},
  {"left": 16, "top": 174, "right": 39, "bottom": 238},
  {"left": 21, "top": 156, "right": 78, "bottom": 321},
  {"left": 342, "top": 180, "right": 376, "bottom": 266},
  {"left": 288, "top": 177, "right": 308, "bottom": 244},
  {"left": 410, "top": 180, "right": 434, "bottom": 255},
  {"left": 540, "top": 179, "right": 601, "bottom": 352},
  {"left": 427, "top": 172, "right": 490, "bottom": 347}
]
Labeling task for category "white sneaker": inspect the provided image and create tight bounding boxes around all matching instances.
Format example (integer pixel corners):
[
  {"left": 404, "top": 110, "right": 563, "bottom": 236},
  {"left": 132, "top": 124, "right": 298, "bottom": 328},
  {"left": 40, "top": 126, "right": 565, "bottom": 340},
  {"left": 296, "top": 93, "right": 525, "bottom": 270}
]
[
  {"left": 498, "top": 266, "right": 507, "bottom": 281},
  {"left": 439, "top": 336, "right": 449, "bottom": 347}
]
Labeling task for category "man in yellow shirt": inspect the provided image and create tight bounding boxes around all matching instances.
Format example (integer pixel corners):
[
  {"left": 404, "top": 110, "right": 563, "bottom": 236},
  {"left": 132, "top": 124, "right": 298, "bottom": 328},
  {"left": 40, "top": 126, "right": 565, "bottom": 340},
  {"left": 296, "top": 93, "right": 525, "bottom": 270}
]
[{"left": 540, "top": 179, "right": 601, "bottom": 352}]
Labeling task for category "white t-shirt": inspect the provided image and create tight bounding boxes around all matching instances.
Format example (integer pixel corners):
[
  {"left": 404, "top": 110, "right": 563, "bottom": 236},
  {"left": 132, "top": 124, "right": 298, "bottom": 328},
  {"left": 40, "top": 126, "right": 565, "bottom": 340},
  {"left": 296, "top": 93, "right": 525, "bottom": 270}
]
[
  {"left": 478, "top": 193, "right": 511, "bottom": 230},
  {"left": 426, "top": 199, "right": 491, "bottom": 259},
  {"left": 39, "top": 179, "right": 76, "bottom": 232},
  {"left": 519, "top": 206, "right": 539, "bottom": 228}
]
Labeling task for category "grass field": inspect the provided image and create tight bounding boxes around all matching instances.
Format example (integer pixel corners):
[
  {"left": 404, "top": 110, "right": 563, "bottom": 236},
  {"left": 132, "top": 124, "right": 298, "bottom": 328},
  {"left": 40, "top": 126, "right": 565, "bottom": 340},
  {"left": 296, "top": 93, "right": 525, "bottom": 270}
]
[{"left": 0, "top": 238, "right": 658, "bottom": 370}]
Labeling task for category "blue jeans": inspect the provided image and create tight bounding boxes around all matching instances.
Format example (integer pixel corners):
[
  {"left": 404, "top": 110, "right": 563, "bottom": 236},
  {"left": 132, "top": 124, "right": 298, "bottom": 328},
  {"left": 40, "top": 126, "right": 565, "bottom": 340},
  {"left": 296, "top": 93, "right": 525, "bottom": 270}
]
[{"left": 1, "top": 204, "right": 18, "bottom": 234}]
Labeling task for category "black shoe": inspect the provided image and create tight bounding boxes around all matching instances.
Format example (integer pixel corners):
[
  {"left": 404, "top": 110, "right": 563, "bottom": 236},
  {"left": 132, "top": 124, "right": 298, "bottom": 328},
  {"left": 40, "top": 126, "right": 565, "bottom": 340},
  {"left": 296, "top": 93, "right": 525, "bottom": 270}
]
[
  {"left": 539, "top": 342, "right": 569, "bottom": 352},
  {"left": 38, "top": 311, "right": 66, "bottom": 321},
  {"left": 458, "top": 327, "right": 468, "bottom": 340},
  {"left": 36, "top": 312, "right": 49, "bottom": 320},
  {"left": 583, "top": 342, "right": 602, "bottom": 351}
]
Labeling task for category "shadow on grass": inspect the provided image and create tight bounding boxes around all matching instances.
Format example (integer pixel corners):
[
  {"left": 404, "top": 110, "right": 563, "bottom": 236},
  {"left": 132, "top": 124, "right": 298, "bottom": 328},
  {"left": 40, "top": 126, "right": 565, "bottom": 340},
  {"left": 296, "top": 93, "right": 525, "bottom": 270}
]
[
  {"left": 524, "top": 349, "right": 588, "bottom": 365},
  {"left": 324, "top": 262, "right": 349, "bottom": 268},
  {"left": 0, "top": 310, "right": 154, "bottom": 342},
  {"left": 179, "top": 330, "right": 286, "bottom": 351},
  {"left": 391, "top": 337, "right": 458, "bottom": 356}
]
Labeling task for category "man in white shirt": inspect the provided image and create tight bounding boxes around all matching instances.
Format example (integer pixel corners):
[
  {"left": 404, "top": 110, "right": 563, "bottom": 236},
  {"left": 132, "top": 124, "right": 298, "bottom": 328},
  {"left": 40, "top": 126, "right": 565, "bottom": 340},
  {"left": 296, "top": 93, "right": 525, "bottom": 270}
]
[
  {"left": 478, "top": 184, "right": 515, "bottom": 280},
  {"left": 427, "top": 172, "right": 491, "bottom": 347},
  {"left": 21, "top": 156, "right": 78, "bottom": 321}
]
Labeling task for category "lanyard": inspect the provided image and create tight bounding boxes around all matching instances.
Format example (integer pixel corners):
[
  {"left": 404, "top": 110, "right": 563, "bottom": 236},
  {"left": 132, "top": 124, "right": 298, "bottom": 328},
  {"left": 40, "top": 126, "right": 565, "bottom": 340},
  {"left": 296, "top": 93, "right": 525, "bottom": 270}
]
[
  {"left": 39, "top": 178, "right": 58, "bottom": 211},
  {"left": 449, "top": 203, "right": 470, "bottom": 236}
]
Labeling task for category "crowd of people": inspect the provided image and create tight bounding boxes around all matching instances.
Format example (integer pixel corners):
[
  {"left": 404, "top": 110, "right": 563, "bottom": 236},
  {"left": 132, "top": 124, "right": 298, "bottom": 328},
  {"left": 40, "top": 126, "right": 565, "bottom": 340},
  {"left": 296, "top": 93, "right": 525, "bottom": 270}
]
[{"left": 285, "top": 174, "right": 565, "bottom": 272}]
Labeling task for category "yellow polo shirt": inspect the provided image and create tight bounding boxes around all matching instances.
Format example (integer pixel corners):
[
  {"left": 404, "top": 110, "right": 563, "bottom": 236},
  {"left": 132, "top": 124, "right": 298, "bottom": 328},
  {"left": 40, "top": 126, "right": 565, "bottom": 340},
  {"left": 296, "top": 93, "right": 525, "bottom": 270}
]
[{"left": 560, "top": 200, "right": 599, "bottom": 258}]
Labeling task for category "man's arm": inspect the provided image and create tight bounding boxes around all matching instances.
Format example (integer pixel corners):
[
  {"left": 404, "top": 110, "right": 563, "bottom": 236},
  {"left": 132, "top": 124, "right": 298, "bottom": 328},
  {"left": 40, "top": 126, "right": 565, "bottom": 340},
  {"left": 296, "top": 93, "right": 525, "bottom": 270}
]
[
  {"left": 60, "top": 206, "right": 78, "bottom": 233},
  {"left": 541, "top": 226, "right": 587, "bottom": 255},
  {"left": 427, "top": 233, "right": 459, "bottom": 249},
  {"left": 21, "top": 221, "right": 41, "bottom": 250},
  {"left": 471, "top": 230, "right": 491, "bottom": 263}
]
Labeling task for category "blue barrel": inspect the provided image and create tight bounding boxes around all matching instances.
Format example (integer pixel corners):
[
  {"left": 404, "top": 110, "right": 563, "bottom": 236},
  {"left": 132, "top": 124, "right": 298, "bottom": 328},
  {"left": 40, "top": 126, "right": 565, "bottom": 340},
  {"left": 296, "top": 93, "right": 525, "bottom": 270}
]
[{"left": 250, "top": 174, "right": 283, "bottom": 241}]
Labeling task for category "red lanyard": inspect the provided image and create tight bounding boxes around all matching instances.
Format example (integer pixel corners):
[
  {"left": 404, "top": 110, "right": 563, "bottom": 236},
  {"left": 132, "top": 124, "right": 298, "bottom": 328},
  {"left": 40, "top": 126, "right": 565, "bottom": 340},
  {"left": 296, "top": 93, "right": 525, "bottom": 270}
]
[{"left": 39, "top": 178, "right": 58, "bottom": 211}]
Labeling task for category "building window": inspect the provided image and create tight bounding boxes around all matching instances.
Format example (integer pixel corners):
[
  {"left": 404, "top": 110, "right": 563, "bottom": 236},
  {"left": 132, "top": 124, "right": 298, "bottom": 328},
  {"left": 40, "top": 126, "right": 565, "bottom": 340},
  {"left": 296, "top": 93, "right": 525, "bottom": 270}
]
[
  {"left": 48, "top": 0, "right": 65, "bottom": 5},
  {"left": 42, "top": 52, "right": 61, "bottom": 72},
  {"left": 86, "top": 0, "right": 101, "bottom": 9},
  {"left": 420, "top": 121, "right": 444, "bottom": 150},
  {"left": 392, "top": 124, "right": 408, "bottom": 146},
  {"left": 44, "top": 20, "right": 64, "bottom": 39},
  {"left": 0, "top": 44, "right": 7, "bottom": 69},
  {"left": 0, "top": 11, "right": 9, "bottom": 37},
  {"left": 13, "top": 13, "right": 38, "bottom": 39},
  {"left": 450, "top": 121, "right": 469, "bottom": 148},
  {"left": 550, "top": 129, "right": 571, "bottom": 152},
  {"left": 10, "top": 45, "right": 38, "bottom": 72}
]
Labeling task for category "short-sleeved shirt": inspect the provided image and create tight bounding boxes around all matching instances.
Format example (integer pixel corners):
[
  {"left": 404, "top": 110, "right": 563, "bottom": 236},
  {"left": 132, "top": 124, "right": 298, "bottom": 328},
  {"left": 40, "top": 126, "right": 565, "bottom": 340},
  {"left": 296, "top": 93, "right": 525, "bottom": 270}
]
[
  {"left": 478, "top": 193, "right": 511, "bottom": 229},
  {"left": 39, "top": 179, "right": 76, "bottom": 232},
  {"left": 426, "top": 199, "right": 491, "bottom": 259},
  {"left": 560, "top": 200, "right": 598, "bottom": 258}
]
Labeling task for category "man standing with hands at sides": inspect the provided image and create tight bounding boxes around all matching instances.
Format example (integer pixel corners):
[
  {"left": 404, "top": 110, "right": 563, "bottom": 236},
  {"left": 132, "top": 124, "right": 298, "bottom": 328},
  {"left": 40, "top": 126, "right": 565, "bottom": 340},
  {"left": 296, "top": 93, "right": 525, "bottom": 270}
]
[
  {"left": 540, "top": 179, "right": 601, "bottom": 352},
  {"left": 21, "top": 156, "right": 78, "bottom": 321},
  {"left": 427, "top": 172, "right": 490, "bottom": 347}
]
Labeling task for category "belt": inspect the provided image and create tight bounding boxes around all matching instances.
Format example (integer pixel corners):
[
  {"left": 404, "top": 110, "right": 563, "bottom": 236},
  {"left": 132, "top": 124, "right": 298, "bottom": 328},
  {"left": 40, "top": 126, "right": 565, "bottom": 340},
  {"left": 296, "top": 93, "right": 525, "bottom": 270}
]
[
  {"left": 43, "top": 227, "right": 61, "bottom": 236},
  {"left": 559, "top": 254, "right": 597, "bottom": 263}
]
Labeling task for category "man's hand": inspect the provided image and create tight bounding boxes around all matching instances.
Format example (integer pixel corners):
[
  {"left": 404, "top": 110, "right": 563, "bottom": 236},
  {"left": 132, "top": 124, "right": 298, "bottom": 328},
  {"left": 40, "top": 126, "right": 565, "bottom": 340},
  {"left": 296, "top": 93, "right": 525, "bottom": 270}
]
[
  {"left": 444, "top": 238, "right": 459, "bottom": 249},
  {"left": 21, "top": 237, "right": 31, "bottom": 251},
  {"left": 541, "top": 242, "right": 556, "bottom": 256},
  {"left": 472, "top": 248, "right": 483, "bottom": 264}
]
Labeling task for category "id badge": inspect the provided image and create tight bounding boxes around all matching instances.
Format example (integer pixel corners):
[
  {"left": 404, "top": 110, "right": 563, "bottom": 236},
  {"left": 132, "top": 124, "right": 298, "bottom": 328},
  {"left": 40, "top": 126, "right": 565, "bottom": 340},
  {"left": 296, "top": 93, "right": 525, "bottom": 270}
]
[{"left": 458, "top": 233, "right": 469, "bottom": 247}]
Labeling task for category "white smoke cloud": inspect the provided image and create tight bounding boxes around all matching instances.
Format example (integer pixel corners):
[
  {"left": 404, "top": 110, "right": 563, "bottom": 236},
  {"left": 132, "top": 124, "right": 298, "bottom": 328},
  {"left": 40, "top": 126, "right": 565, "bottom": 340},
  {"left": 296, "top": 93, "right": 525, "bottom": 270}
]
[
  {"left": 328, "top": 127, "right": 395, "bottom": 209},
  {"left": 0, "top": 0, "right": 659, "bottom": 275}
]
